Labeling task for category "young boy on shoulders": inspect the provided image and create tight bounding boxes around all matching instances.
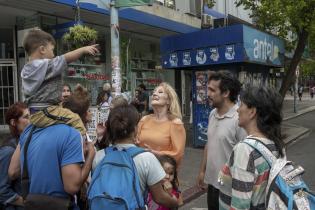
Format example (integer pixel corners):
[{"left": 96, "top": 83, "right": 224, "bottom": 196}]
[{"left": 21, "top": 28, "right": 99, "bottom": 135}]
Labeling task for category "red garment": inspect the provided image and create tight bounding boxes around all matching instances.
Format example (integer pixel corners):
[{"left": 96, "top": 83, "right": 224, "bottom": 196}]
[{"left": 147, "top": 189, "right": 180, "bottom": 210}]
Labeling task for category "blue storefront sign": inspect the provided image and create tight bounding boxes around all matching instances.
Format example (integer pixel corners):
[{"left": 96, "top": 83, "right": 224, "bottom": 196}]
[
  {"left": 243, "top": 25, "right": 284, "bottom": 66},
  {"left": 161, "top": 24, "right": 285, "bottom": 68},
  {"left": 162, "top": 43, "right": 244, "bottom": 68},
  {"left": 160, "top": 24, "right": 285, "bottom": 147}
]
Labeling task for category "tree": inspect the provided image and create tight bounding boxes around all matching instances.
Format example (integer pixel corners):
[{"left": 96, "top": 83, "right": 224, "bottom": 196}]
[
  {"left": 301, "top": 60, "right": 315, "bottom": 79},
  {"left": 235, "top": 0, "right": 315, "bottom": 98}
]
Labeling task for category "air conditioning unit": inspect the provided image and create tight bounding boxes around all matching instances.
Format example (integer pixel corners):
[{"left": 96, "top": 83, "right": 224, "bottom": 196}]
[{"left": 201, "top": 14, "right": 214, "bottom": 29}]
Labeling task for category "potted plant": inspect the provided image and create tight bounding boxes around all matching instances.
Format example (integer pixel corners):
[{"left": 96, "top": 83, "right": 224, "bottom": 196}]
[{"left": 63, "top": 24, "right": 98, "bottom": 51}]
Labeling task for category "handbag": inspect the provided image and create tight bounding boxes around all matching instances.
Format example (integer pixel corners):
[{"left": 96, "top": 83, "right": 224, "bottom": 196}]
[{"left": 21, "top": 125, "right": 72, "bottom": 210}]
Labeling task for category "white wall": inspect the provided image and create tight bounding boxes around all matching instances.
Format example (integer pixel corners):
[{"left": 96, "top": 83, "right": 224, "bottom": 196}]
[
  {"left": 175, "top": 0, "right": 190, "bottom": 13},
  {"left": 213, "top": 0, "right": 252, "bottom": 23}
]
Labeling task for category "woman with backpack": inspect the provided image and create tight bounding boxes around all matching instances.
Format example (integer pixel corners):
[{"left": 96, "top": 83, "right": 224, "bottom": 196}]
[
  {"left": 218, "top": 86, "right": 284, "bottom": 210},
  {"left": 89, "top": 105, "right": 179, "bottom": 210},
  {"left": 0, "top": 102, "right": 30, "bottom": 209}
]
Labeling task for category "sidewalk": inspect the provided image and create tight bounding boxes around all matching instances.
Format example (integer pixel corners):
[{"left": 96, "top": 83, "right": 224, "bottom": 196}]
[{"left": 179, "top": 95, "right": 315, "bottom": 206}]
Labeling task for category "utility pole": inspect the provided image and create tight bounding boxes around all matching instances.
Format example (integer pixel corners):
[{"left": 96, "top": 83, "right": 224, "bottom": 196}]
[
  {"left": 294, "top": 66, "right": 300, "bottom": 113},
  {"left": 110, "top": 0, "right": 121, "bottom": 96}
]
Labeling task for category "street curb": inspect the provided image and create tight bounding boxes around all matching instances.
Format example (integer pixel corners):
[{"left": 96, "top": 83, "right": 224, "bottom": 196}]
[
  {"left": 283, "top": 125, "right": 310, "bottom": 146},
  {"left": 283, "top": 106, "right": 315, "bottom": 121},
  {"left": 181, "top": 106, "right": 315, "bottom": 206},
  {"left": 182, "top": 186, "right": 206, "bottom": 205}
]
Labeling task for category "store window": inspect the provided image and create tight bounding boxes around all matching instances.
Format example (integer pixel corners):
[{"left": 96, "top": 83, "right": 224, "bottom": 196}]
[
  {"left": 0, "top": 29, "right": 17, "bottom": 129},
  {"left": 61, "top": 33, "right": 108, "bottom": 106},
  {"left": 0, "top": 63, "right": 17, "bottom": 125}
]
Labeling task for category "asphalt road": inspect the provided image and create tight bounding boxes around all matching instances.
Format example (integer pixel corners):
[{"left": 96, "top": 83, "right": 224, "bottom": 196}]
[
  {"left": 180, "top": 110, "right": 315, "bottom": 209},
  {"left": 285, "top": 111, "right": 315, "bottom": 191}
]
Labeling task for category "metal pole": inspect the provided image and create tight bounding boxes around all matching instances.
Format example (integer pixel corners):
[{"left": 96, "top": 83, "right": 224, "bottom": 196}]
[
  {"left": 294, "top": 77, "right": 297, "bottom": 113},
  {"left": 293, "top": 79, "right": 297, "bottom": 113},
  {"left": 126, "top": 38, "right": 131, "bottom": 90},
  {"left": 224, "top": 0, "right": 227, "bottom": 26},
  {"left": 294, "top": 66, "right": 299, "bottom": 113},
  {"left": 110, "top": 0, "right": 121, "bottom": 96}
]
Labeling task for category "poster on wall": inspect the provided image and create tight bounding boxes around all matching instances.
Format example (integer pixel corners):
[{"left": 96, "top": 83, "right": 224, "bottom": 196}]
[
  {"left": 196, "top": 50, "right": 207, "bottom": 64},
  {"left": 98, "top": 106, "right": 110, "bottom": 125},
  {"left": 169, "top": 53, "right": 178, "bottom": 67},
  {"left": 225, "top": 45, "right": 235, "bottom": 60},
  {"left": 196, "top": 88, "right": 207, "bottom": 104},
  {"left": 183, "top": 52, "right": 191, "bottom": 66},
  {"left": 193, "top": 71, "right": 212, "bottom": 147},
  {"left": 86, "top": 106, "right": 110, "bottom": 141},
  {"left": 86, "top": 107, "right": 98, "bottom": 141},
  {"left": 195, "top": 72, "right": 208, "bottom": 104},
  {"left": 210, "top": 47, "right": 220, "bottom": 62}
]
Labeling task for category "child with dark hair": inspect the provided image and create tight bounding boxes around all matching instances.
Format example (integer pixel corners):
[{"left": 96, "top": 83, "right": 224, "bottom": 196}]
[
  {"left": 148, "top": 155, "right": 183, "bottom": 210},
  {"left": 21, "top": 28, "right": 99, "bottom": 135},
  {"left": 61, "top": 84, "right": 72, "bottom": 102}
]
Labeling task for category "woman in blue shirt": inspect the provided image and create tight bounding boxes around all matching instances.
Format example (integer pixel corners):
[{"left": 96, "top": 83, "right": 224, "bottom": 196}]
[{"left": 0, "top": 102, "right": 30, "bottom": 209}]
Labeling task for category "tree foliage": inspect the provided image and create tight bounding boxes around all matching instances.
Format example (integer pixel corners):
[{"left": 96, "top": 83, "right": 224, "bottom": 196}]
[
  {"left": 204, "top": 0, "right": 216, "bottom": 8},
  {"left": 235, "top": 0, "right": 315, "bottom": 98},
  {"left": 301, "top": 60, "right": 315, "bottom": 78}
]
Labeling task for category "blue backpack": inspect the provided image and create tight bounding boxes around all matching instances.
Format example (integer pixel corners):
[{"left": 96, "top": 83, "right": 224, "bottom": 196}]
[
  {"left": 244, "top": 138, "right": 315, "bottom": 210},
  {"left": 87, "top": 146, "right": 147, "bottom": 210}
]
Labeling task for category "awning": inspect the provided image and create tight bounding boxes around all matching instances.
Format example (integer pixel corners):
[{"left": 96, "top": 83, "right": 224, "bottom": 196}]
[
  {"left": 0, "top": 0, "right": 200, "bottom": 39},
  {"left": 52, "top": 0, "right": 200, "bottom": 34},
  {"left": 160, "top": 24, "right": 285, "bottom": 69}
]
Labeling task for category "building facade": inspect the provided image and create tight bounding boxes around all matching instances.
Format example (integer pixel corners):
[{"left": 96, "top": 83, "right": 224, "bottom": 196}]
[
  {"left": 0, "top": 0, "right": 201, "bottom": 131},
  {"left": 0, "top": 0, "right": 260, "bottom": 134}
]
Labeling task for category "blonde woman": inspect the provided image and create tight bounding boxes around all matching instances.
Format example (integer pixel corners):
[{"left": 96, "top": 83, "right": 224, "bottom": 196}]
[{"left": 137, "top": 82, "right": 186, "bottom": 165}]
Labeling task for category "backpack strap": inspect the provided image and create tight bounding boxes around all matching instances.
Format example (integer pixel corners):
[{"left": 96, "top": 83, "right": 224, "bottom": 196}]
[
  {"left": 21, "top": 125, "right": 37, "bottom": 199},
  {"left": 243, "top": 137, "right": 288, "bottom": 205},
  {"left": 42, "top": 107, "right": 71, "bottom": 122},
  {"left": 126, "top": 146, "right": 146, "bottom": 158},
  {"left": 126, "top": 146, "right": 148, "bottom": 209},
  {"left": 243, "top": 138, "right": 277, "bottom": 166}
]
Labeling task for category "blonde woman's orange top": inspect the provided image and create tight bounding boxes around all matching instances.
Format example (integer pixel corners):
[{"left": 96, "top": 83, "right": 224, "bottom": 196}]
[{"left": 137, "top": 114, "right": 186, "bottom": 165}]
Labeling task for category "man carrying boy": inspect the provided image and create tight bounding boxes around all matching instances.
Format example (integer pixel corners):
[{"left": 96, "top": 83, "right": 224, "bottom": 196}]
[
  {"left": 8, "top": 29, "right": 97, "bottom": 208},
  {"left": 21, "top": 28, "right": 99, "bottom": 134}
]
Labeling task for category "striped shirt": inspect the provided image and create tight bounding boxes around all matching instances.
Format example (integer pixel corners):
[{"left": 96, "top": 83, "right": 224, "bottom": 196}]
[{"left": 218, "top": 136, "right": 279, "bottom": 210}]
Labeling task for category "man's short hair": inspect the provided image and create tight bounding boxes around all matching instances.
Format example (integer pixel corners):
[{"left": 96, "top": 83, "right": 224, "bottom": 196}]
[
  {"left": 23, "top": 29, "right": 56, "bottom": 55},
  {"left": 208, "top": 70, "right": 241, "bottom": 103}
]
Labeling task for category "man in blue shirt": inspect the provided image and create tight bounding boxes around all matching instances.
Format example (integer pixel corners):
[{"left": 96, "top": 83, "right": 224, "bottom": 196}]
[{"left": 9, "top": 124, "right": 95, "bottom": 200}]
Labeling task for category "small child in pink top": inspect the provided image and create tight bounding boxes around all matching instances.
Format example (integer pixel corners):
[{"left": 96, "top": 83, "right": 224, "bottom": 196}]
[{"left": 147, "top": 155, "right": 183, "bottom": 210}]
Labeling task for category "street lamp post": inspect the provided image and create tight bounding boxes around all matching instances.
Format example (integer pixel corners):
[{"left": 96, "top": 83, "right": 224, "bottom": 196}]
[
  {"left": 294, "top": 66, "right": 299, "bottom": 113},
  {"left": 110, "top": 0, "right": 121, "bottom": 96}
]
